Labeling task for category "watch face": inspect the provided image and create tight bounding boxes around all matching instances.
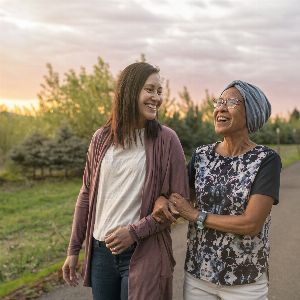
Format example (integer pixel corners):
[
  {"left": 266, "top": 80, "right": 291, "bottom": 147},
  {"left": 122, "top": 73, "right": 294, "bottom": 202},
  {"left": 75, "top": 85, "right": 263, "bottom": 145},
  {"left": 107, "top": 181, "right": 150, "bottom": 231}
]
[
  {"left": 199, "top": 214, "right": 206, "bottom": 222},
  {"left": 197, "top": 211, "right": 207, "bottom": 230},
  {"left": 198, "top": 223, "right": 204, "bottom": 230}
]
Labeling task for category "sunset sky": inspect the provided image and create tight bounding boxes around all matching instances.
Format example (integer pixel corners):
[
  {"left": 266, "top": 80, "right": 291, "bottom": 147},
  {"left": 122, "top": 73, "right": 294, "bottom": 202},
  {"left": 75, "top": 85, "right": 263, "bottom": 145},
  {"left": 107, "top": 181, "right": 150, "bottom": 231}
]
[{"left": 0, "top": 0, "right": 299, "bottom": 116}]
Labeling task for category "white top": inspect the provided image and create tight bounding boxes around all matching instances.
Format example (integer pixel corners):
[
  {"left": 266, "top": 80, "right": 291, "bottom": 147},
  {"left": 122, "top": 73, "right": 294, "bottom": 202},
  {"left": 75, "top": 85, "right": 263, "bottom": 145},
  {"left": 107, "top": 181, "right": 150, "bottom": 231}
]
[{"left": 93, "top": 130, "right": 146, "bottom": 241}]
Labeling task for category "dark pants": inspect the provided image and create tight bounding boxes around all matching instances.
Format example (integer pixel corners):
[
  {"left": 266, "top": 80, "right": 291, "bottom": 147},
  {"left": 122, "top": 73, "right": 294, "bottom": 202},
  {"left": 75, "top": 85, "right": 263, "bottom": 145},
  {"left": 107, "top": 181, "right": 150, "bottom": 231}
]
[{"left": 91, "top": 238, "right": 134, "bottom": 300}]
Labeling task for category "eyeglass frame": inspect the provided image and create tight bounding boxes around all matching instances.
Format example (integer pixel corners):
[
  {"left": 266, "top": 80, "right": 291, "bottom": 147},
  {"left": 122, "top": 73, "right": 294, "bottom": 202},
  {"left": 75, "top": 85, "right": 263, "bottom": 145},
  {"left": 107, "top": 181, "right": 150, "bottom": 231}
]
[{"left": 212, "top": 98, "right": 243, "bottom": 109}]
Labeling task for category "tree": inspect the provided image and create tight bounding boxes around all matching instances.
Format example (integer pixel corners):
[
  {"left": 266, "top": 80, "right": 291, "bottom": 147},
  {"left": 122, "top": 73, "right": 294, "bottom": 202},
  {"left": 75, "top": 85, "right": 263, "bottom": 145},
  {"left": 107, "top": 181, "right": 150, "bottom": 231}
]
[
  {"left": 10, "top": 132, "right": 49, "bottom": 178},
  {"left": 200, "top": 90, "right": 215, "bottom": 122},
  {"left": 159, "top": 86, "right": 218, "bottom": 156},
  {"left": 10, "top": 127, "right": 87, "bottom": 178},
  {"left": 47, "top": 126, "right": 87, "bottom": 176},
  {"left": 136, "top": 53, "right": 146, "bottom": 63},
  {"left": 38, "top": 57, "right": 115, "bottom": 139},
  {"left": 0, "top": 111, "right": 39, "bottom": 156},
  {"left": 158, "top": 80, "right": 176, "bottom": 123},
  {"left": 290, "top": 108, "right": 300, "bottom": 122}
]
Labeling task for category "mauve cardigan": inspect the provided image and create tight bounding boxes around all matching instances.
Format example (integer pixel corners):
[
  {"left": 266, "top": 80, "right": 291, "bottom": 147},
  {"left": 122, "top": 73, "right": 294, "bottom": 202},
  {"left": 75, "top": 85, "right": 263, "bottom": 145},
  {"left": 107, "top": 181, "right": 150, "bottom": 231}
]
[{"left": 67, "top": 125, "right": 189, "bottom": 300}]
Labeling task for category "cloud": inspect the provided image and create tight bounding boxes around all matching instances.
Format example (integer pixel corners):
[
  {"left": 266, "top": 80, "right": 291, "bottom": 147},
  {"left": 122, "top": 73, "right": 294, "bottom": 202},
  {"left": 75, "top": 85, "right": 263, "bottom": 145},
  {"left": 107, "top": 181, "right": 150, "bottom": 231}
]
[{"left": 0, "top": 0, "right": 299, "bottom": 114}]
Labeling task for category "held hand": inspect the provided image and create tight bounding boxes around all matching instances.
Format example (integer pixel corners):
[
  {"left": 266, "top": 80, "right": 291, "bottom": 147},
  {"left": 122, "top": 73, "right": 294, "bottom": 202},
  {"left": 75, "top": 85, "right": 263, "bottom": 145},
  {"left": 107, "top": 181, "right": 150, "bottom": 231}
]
[
  {"left": 62, "top": 255, "right": 79, "bottom": 286},
  {"left": 168, "top": 202, "right": 180, "bottom": 218},
  {"left": 152, "top": 196, "right": 177, "bottom": 224},
  {"left": 104, "top": 226, "right": 134, "bottom": 255},
  {"left": 169, "top": 193, "right": 198, "bottom": 222}
]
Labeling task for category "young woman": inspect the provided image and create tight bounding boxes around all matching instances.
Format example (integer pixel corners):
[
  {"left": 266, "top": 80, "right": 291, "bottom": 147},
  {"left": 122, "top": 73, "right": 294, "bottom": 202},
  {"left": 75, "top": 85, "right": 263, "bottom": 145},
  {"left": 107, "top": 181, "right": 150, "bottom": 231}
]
[{"left": 62, "top": 62, "right": 189, "bottom": 300}]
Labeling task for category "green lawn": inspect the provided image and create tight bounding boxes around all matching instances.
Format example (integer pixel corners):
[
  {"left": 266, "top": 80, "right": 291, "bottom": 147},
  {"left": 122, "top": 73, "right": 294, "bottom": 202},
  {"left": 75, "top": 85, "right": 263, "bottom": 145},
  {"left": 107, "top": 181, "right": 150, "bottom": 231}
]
[
  {"left": 0, "top": 178, "right": 82, "bottom": 295},
  {"left": 268, "top": 144, "right": 300, "bottom": 168}
]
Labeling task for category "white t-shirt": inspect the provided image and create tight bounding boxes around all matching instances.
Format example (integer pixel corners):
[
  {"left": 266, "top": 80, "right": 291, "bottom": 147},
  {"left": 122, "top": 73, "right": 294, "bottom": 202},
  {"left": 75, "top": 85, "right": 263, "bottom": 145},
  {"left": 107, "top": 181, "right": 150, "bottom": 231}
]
[{"left": 93, "top": 130, "right": 146, "bottom": 241}]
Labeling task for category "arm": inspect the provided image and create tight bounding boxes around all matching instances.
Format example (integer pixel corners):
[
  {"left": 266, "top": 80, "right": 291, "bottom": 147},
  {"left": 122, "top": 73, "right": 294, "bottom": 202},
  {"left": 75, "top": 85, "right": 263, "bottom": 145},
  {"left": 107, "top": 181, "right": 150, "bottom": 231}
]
[
  {"left": 152, "top": 148, "right": 196, "bottom": 224},
  {"left": 128, "top": 213, "right": 172, "bottom": 242},
  {"left": 170, "top": 151, "right": 281, "bottom": 237},
  {"left": 63, "top": 133, "right": 96, "bottom": 285},
  {"left": 130, "top": 130, "right": 190, "bottom": 240},
  {"left": 205, "top": 194, "right": 273, "bottom": 236},
  {"left": 106, "top": 130, "right": 189, "bottom": 252},
  {"left": 170, "top": 193, "right": 273, "bottom": 237},
  {"left": 67, "top": 134, "right": 95, "bottom": 256}
]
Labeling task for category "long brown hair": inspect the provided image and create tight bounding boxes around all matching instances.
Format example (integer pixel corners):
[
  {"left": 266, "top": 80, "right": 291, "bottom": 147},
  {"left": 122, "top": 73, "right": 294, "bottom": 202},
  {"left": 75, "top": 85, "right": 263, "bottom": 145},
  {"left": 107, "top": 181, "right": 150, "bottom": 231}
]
[{"left": 106, "top": 62, "right": 162, "bottom": 147}]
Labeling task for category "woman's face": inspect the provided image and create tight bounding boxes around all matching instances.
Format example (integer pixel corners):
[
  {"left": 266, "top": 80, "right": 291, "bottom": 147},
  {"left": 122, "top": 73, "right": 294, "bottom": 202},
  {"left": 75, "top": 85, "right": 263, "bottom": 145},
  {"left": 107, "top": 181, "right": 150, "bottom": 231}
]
[
  {"left": 213, "top": 87, "right": 247, "bottom": 136},
  {"left": 137, "top": 73, "right": 163, "bottom": 128}
]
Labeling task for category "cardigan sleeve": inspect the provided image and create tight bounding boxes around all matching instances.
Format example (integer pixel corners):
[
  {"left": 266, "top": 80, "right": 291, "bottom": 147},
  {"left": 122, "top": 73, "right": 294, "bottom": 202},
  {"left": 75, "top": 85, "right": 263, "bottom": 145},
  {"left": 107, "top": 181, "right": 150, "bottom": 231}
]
[
  {"left": 67, "top": 135, "right": 94, "bottom": 256},
  {"left": 128, "top": 130, "right": 190, "bottom": 242},
  {"left": 160, "top": 130, "right": 190, "bottom": 199}
]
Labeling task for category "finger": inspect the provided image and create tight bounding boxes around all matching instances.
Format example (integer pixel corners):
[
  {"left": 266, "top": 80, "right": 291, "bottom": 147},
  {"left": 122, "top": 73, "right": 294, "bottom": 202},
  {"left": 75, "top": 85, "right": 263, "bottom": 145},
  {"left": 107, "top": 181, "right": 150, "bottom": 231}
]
[
  {"left": 154, "top": 215, "right": 164, "bottom": 223},
  {"left": 106, "top": 239, "right": 121, "bottom": 250},
  {"left": 111, "top": 249, "right": 119, "bottom": 255},
  {"left": 163, "top": 208, "right": 176, "bottom": 222},
  {"left": 104, "top": 234, "right": 115, "bottom": 244},
  {"left": 169, "top": 197, "right": 176, "bottom": 205},
  {"left": 70, "top": 267, "right": 79, "bottom": 286},
  {"left": 169, "top": 203, "right": 179, "bottom": 215},
  {"left": 111, "top": 245, "right": 121, "bottom": 255},
  {"left": 112, "top": 244, "right": 127, "bottom": 255},
  {"left": 106, "top": 240, "right": 119, "bottom": 249},
  {"left": 154, "top": 210, "right": 172, "bottom": 223},
  {"left": 62, "top": 268, "right": 72, "bottom": 285},
  {"left": 63, "top": 268, "right": 77, "bottom": 287}
]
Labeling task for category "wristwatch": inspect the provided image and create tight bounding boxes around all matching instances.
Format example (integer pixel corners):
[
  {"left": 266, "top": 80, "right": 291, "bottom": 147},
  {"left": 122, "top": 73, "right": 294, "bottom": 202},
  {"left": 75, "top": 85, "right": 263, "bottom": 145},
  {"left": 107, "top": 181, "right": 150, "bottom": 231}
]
[{"left": 196, "top": 211, "right": 207, "bottom": 229}]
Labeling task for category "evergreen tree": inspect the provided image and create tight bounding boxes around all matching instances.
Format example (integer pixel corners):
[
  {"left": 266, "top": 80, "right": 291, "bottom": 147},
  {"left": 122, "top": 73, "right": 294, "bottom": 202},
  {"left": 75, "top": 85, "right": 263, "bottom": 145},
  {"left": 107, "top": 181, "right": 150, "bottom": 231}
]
[
  {"left": 290, "top": 108, "right": 300, "bottom": 121},
  {"left": 47, "top": 126, "right": 87, "bottom": 176},
  {"left": 10, "top": 132, "right": 49, "bottom": 178}
]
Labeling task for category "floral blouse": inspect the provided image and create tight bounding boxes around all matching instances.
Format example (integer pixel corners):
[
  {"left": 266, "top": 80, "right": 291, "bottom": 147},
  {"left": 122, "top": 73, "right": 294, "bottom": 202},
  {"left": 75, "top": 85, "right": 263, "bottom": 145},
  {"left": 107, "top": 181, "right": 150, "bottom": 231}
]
[{"left": 185, "top": 143, "right": 281, "bottom": 285}]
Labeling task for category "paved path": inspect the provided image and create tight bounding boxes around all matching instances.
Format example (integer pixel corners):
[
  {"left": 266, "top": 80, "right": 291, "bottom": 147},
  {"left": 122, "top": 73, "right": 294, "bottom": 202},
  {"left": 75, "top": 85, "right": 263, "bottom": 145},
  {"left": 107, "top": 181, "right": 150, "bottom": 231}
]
[
  {"left": 268, "top": 162, "right": 300, "bottom": 300},
  {"left": 39, "top": 162, "right": 300, "bottom": 300}
]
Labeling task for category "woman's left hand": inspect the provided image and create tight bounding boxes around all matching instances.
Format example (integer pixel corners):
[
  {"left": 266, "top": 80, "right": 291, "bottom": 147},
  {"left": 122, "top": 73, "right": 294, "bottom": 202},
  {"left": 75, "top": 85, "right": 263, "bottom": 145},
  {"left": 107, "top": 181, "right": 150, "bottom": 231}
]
[
  {"left": 105, "top": 226, "right": 134, "bottom": 255},
  {"left": 169, "top": 193, "right": 198, "bottom": 222}
]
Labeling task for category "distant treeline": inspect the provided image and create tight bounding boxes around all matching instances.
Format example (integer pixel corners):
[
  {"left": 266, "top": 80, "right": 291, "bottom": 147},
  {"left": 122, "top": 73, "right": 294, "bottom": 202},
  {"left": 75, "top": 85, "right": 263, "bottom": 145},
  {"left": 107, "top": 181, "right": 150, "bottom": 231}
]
[{"left": 0, "top": 56, "right": 299, "bottom": 179}]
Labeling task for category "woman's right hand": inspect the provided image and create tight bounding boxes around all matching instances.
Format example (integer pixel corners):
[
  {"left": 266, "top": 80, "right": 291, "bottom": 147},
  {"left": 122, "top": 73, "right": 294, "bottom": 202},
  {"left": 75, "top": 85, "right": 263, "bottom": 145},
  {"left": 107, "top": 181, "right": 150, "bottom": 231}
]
[
  {"left": 152, "top": 196, "right": 178, "bottom": 224},
  {"left": 62, "top": 255, "right": 79, "bottom": 286}
]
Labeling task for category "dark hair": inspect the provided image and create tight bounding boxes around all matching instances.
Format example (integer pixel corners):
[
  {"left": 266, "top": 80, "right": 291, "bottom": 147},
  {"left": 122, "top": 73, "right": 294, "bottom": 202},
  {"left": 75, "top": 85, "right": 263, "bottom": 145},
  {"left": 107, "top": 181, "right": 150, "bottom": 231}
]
[{"left": 106, "top": 62, "right": 161, "bottom": 147}]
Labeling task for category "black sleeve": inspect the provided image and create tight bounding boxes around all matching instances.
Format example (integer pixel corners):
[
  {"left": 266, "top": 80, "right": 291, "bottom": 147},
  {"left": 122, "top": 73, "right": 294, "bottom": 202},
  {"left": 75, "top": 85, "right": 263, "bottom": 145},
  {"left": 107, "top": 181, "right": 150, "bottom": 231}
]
[
  {"left": 187, "top": 150, "right": 196, "bottom": 190},
  {"left": 250, "top": 152, "right": 282, "bottom": 205}
]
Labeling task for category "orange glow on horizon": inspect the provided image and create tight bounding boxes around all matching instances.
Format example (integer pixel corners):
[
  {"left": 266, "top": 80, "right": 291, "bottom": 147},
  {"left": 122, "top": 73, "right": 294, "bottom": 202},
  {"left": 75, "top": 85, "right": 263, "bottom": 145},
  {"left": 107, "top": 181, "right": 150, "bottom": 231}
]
[{"left": 0, "top": 98, "right": 39, "bottom": 110}]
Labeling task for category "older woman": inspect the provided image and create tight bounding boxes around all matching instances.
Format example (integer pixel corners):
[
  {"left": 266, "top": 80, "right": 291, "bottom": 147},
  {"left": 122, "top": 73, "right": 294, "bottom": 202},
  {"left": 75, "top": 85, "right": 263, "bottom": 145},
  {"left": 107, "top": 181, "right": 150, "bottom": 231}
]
[{"left": 154, "top": 80, "right": 281, "bottom": 300}]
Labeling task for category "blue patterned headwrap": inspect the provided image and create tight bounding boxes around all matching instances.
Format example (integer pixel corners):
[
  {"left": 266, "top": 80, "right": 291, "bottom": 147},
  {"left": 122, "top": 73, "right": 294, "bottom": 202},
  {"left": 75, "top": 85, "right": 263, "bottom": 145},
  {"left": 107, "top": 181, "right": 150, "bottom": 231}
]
[{"left": 223, "top": 80, "right": 271, "bottom": 133}]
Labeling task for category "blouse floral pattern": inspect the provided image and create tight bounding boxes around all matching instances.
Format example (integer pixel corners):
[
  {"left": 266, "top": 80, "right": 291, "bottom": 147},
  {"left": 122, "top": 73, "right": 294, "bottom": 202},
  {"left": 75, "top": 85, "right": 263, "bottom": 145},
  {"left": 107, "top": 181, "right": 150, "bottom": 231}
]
[{"left": 185, "top": 143, "right": 277, "bottom": 286}]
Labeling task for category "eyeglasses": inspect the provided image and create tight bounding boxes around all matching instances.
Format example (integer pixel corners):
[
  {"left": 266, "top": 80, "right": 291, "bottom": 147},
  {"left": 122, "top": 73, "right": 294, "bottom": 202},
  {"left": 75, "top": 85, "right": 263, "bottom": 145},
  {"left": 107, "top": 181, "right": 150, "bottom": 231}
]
[{"left": 212, "top": 98, "right": 242, "bottom": 109}]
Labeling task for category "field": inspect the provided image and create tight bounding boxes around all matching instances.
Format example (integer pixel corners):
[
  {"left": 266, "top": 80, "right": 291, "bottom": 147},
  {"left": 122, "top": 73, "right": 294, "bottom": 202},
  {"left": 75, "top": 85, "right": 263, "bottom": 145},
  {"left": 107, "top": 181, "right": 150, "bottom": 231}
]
[
  {"left": 0, "top": 144, "right": 299, "bottom": 297},
  {"left": 0, "top": 178, "right": 82, "bottom": 297},
  {"left": 269, "top": 144, "right": 300, "bottom": 168}
]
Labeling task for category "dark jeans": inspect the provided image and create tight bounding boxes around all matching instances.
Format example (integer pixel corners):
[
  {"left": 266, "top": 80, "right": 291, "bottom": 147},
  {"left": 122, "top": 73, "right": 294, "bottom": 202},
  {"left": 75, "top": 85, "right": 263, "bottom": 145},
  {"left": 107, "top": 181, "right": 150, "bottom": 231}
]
[{"left": 91, "top": 238, "right": 135, "bottom": 300}]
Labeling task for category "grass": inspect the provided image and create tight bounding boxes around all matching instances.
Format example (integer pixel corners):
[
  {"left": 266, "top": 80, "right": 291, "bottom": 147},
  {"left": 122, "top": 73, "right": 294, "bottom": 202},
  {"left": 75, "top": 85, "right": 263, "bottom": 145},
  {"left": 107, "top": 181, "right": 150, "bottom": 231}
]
[
  {"left": 0, "top": 144, "right": 299, "bottom": 298},
  {"left": 268, "top": 144, "right": 300, "bottom": 168},
  {"left": 0, "top": 253, "right": 85, "bottom": 299},
  {"left": 0, "top": 178, "right": 82, "bottom": 297},
  {"left": 0, "top": 259, "right": 64, "bottom": 298}
]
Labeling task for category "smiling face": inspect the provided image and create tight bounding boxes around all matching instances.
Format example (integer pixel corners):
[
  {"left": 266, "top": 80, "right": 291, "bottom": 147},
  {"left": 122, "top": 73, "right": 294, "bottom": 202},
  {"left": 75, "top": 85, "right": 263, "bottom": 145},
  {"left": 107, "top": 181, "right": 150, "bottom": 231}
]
[
  {"left": 213, "top": 87, "right": 247, "bottom": 136},
  {"left": 137, "top": 72, "right": 163, "bottom": 128}
]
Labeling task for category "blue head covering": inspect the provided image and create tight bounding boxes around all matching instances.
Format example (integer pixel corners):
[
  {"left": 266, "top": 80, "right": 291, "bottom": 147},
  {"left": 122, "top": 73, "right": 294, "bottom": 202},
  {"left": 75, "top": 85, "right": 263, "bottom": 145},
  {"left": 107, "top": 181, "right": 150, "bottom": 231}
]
[{"left": 223, "top": 80, "right": 271, "bottom": 133}]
